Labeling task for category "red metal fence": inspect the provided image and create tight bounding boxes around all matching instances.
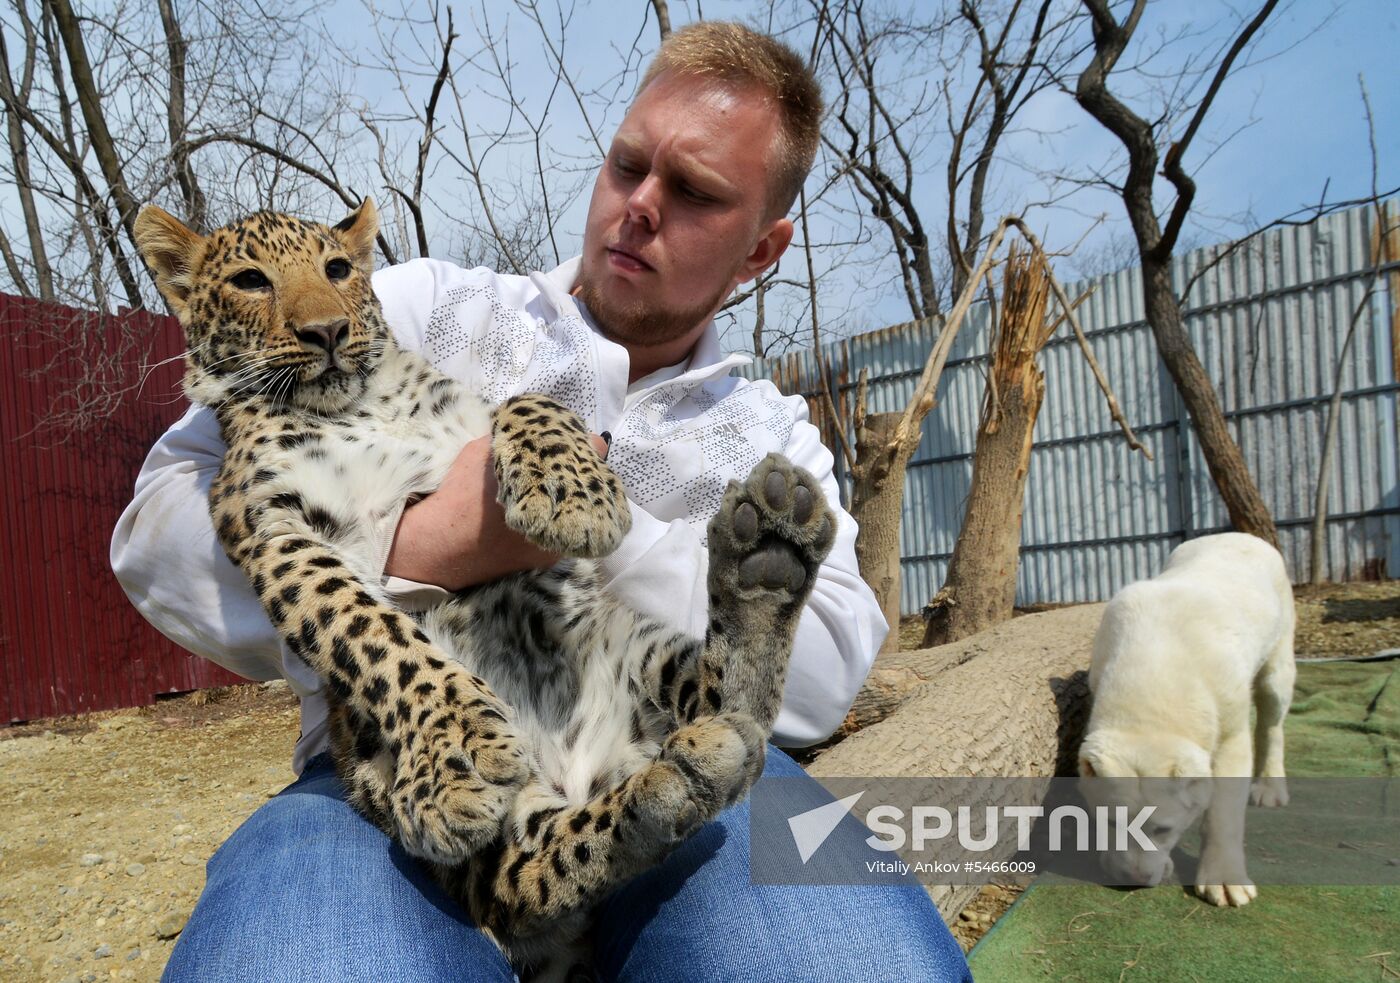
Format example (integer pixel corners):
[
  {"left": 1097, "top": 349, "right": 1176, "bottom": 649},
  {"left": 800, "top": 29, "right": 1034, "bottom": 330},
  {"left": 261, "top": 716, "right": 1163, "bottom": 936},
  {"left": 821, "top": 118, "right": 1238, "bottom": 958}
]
[{"left": 1, "top": 294, "right": 243, "bottom": 724}]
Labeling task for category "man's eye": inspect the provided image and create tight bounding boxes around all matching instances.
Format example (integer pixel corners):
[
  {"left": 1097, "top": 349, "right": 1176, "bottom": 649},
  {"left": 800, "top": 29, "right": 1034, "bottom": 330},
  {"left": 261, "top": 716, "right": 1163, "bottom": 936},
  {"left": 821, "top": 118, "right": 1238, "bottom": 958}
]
[
  {"left": 325, "top": 258, "right": 351, "bottom": 281},
  {"left": 681, "top": 185, "right": 712, "bottom": 204},
  {"left": 614, "top": 159, "right": 641, "bottom": 177},
  {"left": 230, "top": 269, "right": 270, "bottom": 290}
]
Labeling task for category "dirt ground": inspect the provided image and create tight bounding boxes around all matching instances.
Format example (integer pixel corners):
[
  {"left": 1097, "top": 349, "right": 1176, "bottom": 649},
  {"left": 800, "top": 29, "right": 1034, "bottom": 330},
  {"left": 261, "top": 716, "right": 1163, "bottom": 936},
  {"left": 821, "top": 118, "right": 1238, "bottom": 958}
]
[
  {"left": 2, "top": 581, "right": 1395, "bottom": 980},
  {"left": 897, "top": 580, "right": 1400, "bottom": 656},
  {"left": 0, "top": 684, "right": 300, "bottom": 982}
]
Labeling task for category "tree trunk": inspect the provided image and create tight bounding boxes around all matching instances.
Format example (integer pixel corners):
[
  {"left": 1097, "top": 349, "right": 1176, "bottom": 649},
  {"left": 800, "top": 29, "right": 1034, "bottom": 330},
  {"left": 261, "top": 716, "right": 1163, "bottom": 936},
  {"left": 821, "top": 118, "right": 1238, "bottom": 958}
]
[
  {"left": 157, "top": 0, "right": 207, "bottom": 232},
  {"left": 1075, "top": 0, "right": 1280, "bottom": 550},
  {"left": 924, "top": 247, "right": 1052, "bottom": 646},
  {"left": 44, "top": 0, "right": 144, "bottom": 308},
  {"left": 850, "top": 412, "right": 911, "bottom": 654},
  {"left": 0, "top": 19, "right": 54, "bottom": 299},
  {"left": 1142, "top": 260, "right": 1280, "bottom": 549},
  {"left": 923, "top": 373, "right": 1042, "bottom": 646}
]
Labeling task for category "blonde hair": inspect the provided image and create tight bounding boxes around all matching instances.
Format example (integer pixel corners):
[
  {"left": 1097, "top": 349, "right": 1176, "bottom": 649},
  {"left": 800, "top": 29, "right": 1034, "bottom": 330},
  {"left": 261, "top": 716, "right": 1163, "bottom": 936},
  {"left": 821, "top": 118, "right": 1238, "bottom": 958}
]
[{"left": 638, "top": 21, "right": 822, "bottom": 218}]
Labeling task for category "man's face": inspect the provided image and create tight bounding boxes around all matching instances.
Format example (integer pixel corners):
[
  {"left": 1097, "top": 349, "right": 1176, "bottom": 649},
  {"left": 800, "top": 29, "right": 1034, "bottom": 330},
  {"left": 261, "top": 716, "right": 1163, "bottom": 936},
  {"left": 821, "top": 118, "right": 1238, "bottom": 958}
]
[{"left": 576, "top": 71, "right": 793, "bottom": 350}]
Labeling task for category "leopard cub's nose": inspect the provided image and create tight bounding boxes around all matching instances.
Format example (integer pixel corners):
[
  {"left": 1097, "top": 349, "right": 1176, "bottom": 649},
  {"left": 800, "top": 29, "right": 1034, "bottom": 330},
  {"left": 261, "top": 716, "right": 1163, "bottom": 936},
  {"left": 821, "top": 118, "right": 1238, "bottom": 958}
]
[{"left": 295, "top": 318, "right": 350, "bottom": 354}]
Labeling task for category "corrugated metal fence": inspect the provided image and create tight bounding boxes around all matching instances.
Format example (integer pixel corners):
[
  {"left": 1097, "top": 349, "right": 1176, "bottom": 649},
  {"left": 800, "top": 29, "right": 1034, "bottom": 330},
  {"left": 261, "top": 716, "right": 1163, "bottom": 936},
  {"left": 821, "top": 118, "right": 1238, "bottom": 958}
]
[
  {"left": 741, "top": 203, "right": 1400, "bottom": 614},
  {"left": 1, "top": 295, "right": 242, "bottom": 723}
]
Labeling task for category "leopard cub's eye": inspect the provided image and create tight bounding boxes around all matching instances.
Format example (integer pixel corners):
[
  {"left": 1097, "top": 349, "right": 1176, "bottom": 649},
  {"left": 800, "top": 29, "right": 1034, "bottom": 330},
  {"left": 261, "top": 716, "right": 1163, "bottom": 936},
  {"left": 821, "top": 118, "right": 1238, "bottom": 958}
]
[
  {"left": 325, "top": 258, "right": 352, "bottom": 281},
  {"left": 230, "top": 269, "right": 270, "bottom": 291}
]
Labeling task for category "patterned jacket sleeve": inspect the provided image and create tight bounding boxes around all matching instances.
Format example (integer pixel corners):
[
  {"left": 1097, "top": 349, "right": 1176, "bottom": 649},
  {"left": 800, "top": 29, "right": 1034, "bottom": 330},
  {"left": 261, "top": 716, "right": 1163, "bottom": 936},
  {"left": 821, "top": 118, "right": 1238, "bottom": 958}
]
[{"left": 595, "top": 390, "right": 887, "bottom": 747}]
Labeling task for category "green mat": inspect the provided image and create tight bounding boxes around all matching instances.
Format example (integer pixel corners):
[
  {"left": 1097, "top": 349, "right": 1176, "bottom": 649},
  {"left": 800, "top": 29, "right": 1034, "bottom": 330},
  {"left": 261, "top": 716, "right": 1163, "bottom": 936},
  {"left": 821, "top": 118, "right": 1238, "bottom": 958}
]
[{"left": 968, "top": 659, "right": 1400, "bottom": 982}]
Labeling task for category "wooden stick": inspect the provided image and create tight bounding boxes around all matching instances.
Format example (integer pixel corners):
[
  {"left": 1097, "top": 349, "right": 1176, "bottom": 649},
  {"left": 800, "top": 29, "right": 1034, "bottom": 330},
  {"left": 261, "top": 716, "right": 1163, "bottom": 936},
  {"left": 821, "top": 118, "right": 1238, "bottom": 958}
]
[{"left": 1007, "top": 219, "right": 1154, "bottom": 461}]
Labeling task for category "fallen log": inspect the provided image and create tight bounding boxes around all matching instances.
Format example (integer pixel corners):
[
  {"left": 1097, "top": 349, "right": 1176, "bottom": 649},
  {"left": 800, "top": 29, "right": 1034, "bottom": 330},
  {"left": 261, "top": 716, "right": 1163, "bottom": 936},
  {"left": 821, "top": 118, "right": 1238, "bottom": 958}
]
[
  {"left": 839, "top": 603, "right": 1105, "bottom": 735},
  {"left": 806, "top": 603, "right": 1105, "bottom": 923}
]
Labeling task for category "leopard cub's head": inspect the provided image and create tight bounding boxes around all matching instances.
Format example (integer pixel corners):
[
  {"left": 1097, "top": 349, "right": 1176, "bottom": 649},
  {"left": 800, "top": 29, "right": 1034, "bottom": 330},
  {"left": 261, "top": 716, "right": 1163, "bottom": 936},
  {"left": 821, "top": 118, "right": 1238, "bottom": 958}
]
[{"left": 134, "top": 200, "right": 390, "bottom": 414}]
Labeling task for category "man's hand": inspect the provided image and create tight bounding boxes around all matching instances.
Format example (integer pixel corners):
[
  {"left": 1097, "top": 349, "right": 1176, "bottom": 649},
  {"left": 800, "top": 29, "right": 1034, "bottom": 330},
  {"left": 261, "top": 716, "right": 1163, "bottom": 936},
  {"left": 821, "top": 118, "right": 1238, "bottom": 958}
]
[{"left": 384, "top": 432, "right": 609, "bottom": 591}]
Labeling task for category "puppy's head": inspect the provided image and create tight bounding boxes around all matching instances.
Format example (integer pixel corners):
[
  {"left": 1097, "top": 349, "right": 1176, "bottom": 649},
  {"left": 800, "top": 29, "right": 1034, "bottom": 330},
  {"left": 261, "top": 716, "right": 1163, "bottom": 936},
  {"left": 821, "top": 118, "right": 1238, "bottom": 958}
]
[{"left": 1077, "top": 730, "right": 1212, "bottom": 886}]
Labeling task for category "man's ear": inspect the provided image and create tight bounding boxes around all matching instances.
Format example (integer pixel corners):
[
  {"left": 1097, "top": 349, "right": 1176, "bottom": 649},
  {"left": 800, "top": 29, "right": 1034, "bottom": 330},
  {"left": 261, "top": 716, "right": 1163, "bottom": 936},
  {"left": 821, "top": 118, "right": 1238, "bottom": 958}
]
[
  {"left": 133, "top": 204, "right": 206, "bottom": 318},
  {"left": 332, "top": 198, "right": 379, "bottom": 272},
  {"left": 735, "top": 217, "right": 794, "bottom": 286}
]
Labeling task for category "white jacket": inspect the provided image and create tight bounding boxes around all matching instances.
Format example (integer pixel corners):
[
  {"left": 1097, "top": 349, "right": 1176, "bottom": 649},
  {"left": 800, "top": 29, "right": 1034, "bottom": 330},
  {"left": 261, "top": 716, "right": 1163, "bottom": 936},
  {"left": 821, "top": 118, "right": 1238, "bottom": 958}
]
[{"left": 110, "top": 257, "right": 887, "bottom": 773}]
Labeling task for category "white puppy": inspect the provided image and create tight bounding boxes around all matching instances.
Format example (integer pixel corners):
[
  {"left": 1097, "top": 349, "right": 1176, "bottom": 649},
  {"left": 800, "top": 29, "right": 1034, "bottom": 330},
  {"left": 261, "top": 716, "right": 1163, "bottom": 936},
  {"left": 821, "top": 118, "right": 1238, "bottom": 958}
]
[{"left": 1077, "top": 532, "right": 1296, "bottom": 907}]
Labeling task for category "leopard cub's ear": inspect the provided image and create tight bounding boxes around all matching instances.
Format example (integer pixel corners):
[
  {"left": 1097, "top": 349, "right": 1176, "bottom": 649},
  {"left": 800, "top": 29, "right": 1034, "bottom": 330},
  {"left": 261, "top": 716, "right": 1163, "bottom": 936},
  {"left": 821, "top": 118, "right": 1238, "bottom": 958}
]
[
  {"left": 332, "top": 198, "right": 379, "bottom": 272},
  {"left": 134, "top": 204, "right": 206, "bottom": 318}
]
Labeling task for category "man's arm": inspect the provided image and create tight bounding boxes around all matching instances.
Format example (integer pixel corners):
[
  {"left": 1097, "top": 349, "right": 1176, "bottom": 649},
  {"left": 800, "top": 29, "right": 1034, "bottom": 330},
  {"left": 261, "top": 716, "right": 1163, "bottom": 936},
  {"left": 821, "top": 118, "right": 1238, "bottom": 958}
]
[{"left": 595, "top": 400, "right": 887, "bottom": 747}]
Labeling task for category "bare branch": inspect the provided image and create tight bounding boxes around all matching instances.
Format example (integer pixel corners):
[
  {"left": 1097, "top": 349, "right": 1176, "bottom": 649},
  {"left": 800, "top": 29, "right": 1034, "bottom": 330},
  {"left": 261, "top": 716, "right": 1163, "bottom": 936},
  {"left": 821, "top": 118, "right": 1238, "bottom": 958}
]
[
  {"left": 158, "top": 0, "right": 208, "bottom": 231},
  {"left": 650, "top": 0, "right": 671, "bottom": 40},
  {"left": 799, "top": 187, "right": 855, "bottom": 471},
  {"left": 0, "top": 11, "right": 53, "bottom": 299},
  {"left": 1310, "top": 79, "right": 1391, "bottom": 583},
  {"left": 1158, "top": 0, "right": 1280, "bottom": 256}
]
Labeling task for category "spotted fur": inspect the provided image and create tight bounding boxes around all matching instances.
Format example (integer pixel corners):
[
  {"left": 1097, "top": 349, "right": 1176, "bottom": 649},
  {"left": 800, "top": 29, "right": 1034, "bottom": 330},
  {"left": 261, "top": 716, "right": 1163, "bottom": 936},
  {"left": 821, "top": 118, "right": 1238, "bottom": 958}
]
[{"left": 134, "top": 200, "right": 836, "bottom": 981}]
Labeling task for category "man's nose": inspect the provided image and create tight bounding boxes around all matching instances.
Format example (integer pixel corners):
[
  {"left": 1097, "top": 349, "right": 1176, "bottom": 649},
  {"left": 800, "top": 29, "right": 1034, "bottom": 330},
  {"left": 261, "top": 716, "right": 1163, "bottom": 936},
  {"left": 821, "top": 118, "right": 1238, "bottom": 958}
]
[
  {"left": 295, "top": 318, "right": 350, "bottom": 355},
  {"left": 625, "top": 175, "right": 661, "bottom": 232}
]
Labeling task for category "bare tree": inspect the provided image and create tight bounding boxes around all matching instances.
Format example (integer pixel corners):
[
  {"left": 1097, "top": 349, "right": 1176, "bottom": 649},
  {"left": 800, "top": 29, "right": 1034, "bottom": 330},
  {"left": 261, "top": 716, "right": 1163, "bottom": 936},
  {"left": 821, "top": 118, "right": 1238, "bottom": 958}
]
[
  {"left": 1074, "top": 0, "right": 1281, "bottom": 548},
  {"left": 1310, "top": 80, "right": 1394, "bottom": 584},
  {"left": 816, "top": 0, "right": 946, "bottom": 320},
  {"left": 942, "top": 0, "right": 1082, "bottom": 301},
  {"left": 0, "top": 7, "right": 52, "bottom": 299},
  {"left": 650, "top": 0, "right": 671, "bottom": 39},
  {"left": 922, "top": 245, "right": 1054, "bottom": 646},
  {"left": 0, "top": 0, "right": 361, "bottom": 310}
]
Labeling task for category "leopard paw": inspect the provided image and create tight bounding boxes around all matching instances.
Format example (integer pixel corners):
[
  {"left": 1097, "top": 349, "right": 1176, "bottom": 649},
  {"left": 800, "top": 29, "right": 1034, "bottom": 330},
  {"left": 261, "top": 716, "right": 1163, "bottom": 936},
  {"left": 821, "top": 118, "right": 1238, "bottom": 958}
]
[
  {"left": 660, "top": 712, "right": 766, "bottom": 817},
  {"left": 390, "top": 672, "right": 530, "bottom": 865},
  {"left": 491, "top": 394, "right": 631, "bottom": 559},
  {"left": 707, "top": 453, "right": 835, "bottom": 604}
]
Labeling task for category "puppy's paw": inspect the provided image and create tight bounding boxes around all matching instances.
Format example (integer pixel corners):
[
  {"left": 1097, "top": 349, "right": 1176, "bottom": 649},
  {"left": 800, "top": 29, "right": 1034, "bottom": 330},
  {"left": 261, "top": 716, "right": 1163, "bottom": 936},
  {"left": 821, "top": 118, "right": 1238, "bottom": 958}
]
[
  {"left": 1195, "top": 881, "right": 1257, "bottom": 907},
  {"left": 1250, "top": 776, "right": 1288, "bottom": 808}
]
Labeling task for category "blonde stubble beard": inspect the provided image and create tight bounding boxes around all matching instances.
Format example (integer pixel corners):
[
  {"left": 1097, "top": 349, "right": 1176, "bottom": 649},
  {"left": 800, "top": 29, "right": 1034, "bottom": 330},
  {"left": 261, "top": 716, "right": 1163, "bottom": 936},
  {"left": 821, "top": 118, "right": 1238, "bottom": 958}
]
[{"left": 574, "top": 260, "right": 742, "bottom": 350}]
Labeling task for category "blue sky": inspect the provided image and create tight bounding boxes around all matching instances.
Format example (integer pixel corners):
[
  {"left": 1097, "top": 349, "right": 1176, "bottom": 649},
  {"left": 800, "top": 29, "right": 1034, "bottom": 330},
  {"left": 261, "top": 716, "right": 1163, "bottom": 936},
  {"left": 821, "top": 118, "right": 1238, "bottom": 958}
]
[
  {"left": 321, "top": 0, "right": 1395, "bottom": 349},
  {"left": 4, "top": 0, "right": 1394, "bottom": 343}
]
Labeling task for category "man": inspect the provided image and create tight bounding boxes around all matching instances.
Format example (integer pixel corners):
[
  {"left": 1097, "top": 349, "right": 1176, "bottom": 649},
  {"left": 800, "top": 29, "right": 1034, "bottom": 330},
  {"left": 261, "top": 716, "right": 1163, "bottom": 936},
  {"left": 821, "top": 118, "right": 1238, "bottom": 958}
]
[{"left": 112, "top": 21, "right": 971, "bottom": 983}]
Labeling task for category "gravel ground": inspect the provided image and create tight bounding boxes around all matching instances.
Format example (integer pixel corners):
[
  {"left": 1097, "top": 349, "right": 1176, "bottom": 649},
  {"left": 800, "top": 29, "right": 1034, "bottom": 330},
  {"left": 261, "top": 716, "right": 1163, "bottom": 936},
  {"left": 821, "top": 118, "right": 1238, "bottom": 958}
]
[
  {"left": 0, "top": 683, "right": 300, "bottom": 983},
  {"left": 2, "top": 581, "right": 1394, "bottom": 979}
]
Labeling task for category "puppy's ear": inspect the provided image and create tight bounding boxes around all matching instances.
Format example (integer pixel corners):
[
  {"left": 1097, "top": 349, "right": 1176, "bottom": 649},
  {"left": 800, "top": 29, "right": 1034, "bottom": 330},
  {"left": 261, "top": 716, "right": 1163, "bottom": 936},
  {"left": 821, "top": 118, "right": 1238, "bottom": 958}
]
[
  {"left": 1166, "top": 744, "right": 1212, "bottom": 779},
  {"left": 134, "top": 205, "right": 206, "bottom": 319},
  {"left": 1078, "top": 733, "right": 1113, "bottom": 778},
  {"left": 1168, "top": 746, "right": 1214, "bottom": 810},
  {"left": 1173, "top": 777, "right": 1212, "bottom": 812}
]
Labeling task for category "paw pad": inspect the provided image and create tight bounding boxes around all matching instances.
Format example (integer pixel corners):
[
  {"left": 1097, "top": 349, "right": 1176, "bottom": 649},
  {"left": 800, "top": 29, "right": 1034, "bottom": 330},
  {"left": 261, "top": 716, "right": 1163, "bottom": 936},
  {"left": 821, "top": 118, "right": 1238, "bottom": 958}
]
[
  {"left": 738, "top": 548, "right": 807, "bottom": 591},
  {"left": 733, "top": 502, "right": 758, "bottom": 541}
]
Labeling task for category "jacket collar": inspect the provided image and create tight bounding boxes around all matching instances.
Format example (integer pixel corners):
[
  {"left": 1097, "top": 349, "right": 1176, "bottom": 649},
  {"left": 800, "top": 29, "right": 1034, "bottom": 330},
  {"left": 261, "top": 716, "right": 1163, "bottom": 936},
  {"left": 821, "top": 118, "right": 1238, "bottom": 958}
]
[{"left": 537, "top": 256, "right": 752, "bottom": 390}]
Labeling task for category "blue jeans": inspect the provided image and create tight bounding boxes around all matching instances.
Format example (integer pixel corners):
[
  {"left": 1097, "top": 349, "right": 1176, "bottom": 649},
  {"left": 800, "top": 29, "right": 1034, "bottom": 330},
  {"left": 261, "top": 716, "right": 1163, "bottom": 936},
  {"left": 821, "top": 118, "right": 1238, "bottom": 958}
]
[{"left": 164, "top": 747, "right": 971, "bottom": 982}]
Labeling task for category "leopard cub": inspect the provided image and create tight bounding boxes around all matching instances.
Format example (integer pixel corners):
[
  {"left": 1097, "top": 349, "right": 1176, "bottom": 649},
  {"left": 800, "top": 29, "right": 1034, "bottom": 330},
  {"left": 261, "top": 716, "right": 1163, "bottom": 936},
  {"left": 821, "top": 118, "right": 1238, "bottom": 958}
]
[{"left": 134, "top": 199, "right": 835, "bottom": 981}]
